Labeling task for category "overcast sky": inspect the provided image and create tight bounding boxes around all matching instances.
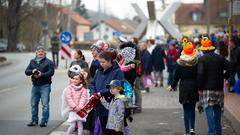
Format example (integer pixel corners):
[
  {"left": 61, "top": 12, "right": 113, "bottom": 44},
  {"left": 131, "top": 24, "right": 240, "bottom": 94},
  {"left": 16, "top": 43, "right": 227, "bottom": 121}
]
[{"left": 51, "top": 0, "right": 203, "bottom": 19}]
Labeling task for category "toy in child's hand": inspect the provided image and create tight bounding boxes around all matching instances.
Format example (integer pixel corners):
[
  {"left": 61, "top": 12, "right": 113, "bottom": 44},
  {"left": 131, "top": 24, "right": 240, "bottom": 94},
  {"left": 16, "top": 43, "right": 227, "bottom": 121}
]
[
  {"left": 197, "top": 105, "right": 204, "bottom": 114},
  {"left": 77, "top": 94, "right": 100, "bottom": 118}
]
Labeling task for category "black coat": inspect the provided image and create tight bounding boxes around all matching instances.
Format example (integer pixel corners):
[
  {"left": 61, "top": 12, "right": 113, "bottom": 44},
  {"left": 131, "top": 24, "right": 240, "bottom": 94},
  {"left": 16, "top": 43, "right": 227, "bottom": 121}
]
[
  {"left": 124, "top": 61, "right": 137, "bottom": 87},
  {"left": 141, "top": 49, "right": 152, "bottom": 74},
  {"left": 25, "top": 57, "right": 55, "bottom": 86},
  {"left": 152, "top": 45, "right": 166, "bottom": 71},
  {"left": 197, "top": 52, "right": 234, "bottom": 91},
  {"left": 171, "top": 63, "right": 199, "bottom": 104}
]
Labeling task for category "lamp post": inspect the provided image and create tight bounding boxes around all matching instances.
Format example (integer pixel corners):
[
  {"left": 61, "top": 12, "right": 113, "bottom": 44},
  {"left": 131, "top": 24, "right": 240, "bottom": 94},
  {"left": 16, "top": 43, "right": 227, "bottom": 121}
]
[{"left": 228, "top": 0, "right": 233, "bottom": 61}]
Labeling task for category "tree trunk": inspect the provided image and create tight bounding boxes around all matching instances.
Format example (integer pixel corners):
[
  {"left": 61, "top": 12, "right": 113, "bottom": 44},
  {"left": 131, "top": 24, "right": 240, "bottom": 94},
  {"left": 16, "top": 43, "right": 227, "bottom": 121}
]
[{"left": 7, "top": 0, "right": 22, "bottom": 52}]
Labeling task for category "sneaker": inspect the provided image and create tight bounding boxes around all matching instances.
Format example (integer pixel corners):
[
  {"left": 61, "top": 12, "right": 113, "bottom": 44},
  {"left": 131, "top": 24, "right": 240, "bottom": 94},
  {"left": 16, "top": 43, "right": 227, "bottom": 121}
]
[
  {"left": 146, "top": 87, "right": 150, "bottom": 93},
  {"left": 39, "top": 122, "right": 47, "bottom": 127},
  {"left": 190, "top": 129, "right": 195, "bottom": 135},
  {"left": 27, "top": 121, "right": 38, "bottom": 127}
]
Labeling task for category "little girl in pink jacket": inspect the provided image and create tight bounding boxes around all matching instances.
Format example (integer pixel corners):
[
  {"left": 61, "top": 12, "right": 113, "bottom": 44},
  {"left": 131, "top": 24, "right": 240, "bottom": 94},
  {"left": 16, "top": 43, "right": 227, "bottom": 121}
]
[{"left": 62, "top": 73, "right": 87, "bottom": 135}]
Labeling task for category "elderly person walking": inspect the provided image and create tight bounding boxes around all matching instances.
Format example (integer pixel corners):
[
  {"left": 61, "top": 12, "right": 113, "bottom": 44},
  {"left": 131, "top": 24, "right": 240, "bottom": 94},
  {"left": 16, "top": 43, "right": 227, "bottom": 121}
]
[{"left": 197, "top": 37, "right": 233, "bottom": 135}]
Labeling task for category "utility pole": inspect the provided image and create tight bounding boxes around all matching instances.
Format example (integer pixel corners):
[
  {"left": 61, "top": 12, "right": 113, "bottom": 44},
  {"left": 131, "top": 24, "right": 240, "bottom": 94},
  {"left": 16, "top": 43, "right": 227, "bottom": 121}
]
[
  {"left": 206, "top": 0, "right": 210, "bottom": 35},
  {"left": 43, "top": 0, "right": 48, "bottom": 50},
  {"left": 98, "top": 0, "right": 102, "bottom": 39},
  {"left": 228, "top": 0, "right": 233, "bottom": 61}
]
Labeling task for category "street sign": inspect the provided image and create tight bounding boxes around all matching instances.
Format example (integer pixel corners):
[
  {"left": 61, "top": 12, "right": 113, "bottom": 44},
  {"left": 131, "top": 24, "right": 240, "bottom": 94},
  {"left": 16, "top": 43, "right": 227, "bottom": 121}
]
[
  {"left": 112, "top": 31, "right": 121, "bottom": 36},
  {"left": 60, "top": 31, "right": 72, "bottom": 44}
]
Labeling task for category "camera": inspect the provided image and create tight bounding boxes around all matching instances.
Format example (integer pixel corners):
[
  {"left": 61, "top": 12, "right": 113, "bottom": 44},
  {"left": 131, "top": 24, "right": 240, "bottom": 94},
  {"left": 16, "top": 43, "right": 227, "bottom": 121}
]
[{"left": 33, "top": 70, "right": 39, "bottom": 75}]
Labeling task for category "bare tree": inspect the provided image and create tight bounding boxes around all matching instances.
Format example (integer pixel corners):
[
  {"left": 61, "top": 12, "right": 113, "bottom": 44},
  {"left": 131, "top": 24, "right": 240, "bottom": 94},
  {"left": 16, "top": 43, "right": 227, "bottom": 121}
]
[{"left": 7, "top": 0, "right": 22, "bottom": 51}]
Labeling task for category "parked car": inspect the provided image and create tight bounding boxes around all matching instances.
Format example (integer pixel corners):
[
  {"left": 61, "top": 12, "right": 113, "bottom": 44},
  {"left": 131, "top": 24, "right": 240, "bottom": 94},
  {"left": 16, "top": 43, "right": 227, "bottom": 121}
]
[
  {"left": 0, "top": 39, "right": 7, "bottom": 52},
  {"left": 0, "top": 38, "right": 26, "bottom": 52}
]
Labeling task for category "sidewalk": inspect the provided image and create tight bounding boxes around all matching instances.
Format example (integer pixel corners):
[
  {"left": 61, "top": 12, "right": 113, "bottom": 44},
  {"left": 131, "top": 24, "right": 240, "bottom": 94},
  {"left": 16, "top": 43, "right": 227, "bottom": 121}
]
[
  {"left": 224, "top": 92, "right": 240, "bottom": 133},
  {"left": 49, "top": 86, "right": 239, "bottom": 135}
]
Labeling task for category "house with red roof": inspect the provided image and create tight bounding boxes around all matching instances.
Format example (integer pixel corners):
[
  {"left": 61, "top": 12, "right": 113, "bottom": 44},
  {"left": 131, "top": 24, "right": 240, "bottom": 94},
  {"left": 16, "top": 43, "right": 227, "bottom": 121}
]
[
  {"left": 91, "top": 19, "right": 135, "bottom": 41},
  {"left": 175, "top": 0, "right": 234, "bottom": 36},
  {"left": 47, "top": 3, "right": 91, "bottom": 41}
]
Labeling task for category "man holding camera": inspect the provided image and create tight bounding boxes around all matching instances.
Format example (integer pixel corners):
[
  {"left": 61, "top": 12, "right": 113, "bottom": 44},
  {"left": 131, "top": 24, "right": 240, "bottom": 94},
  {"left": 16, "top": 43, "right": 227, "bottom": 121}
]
[{"left": 25, "top": 46, "right": 55, "bottom": 127}]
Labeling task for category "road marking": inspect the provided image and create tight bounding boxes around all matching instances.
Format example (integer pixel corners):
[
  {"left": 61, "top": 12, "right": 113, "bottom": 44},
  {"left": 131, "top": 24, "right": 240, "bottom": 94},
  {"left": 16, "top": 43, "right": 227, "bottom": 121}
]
[
  {"left": 0, "top": 86, "right": 18, "bottom": 94},
  {"left": 156, "top": 122, "right": 169, "bottom": 125}
]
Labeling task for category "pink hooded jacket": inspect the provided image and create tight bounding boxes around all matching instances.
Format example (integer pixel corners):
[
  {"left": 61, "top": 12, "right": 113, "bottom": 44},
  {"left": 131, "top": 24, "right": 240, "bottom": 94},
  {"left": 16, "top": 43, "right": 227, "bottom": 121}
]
[{"left": 66, "top": 84, "right": 87, "bottom": 111}]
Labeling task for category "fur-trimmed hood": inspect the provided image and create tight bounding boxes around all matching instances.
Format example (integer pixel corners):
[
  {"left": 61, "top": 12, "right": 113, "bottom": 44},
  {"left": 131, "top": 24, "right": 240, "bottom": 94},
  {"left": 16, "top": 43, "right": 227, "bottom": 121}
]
[{"left": 177, "top": 55, "right": 198, "bottom": 66}]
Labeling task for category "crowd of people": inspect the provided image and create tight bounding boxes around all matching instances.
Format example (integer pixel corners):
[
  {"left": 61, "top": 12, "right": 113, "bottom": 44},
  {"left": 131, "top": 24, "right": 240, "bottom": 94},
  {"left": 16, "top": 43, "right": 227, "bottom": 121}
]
[{"left": 24, "top": 31, "right": 240, "bottom": 135}]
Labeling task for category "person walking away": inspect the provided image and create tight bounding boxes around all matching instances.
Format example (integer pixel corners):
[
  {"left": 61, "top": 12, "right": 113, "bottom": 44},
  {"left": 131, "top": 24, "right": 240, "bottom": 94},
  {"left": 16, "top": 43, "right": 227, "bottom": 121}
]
[
  {"left": 152, "top": 43, "right": 166, "bottom": 87},
  {"left": 100, "top": 80, "right": 125, "bottom": 135},
  {"left": 167, "top": 42, "right": 199, "bottom": 135},
  {"left": 141, "top": 40, "right": 154, "bottom": 92},
  {"left": 228, "top": 37, "right": 240, "bottom": 92},
  {"left": 62, "top": 73, "right": 88, "bottom": 135},
  {"left": 50, "top": 32, "right": 60, "bottom": 69},
  {"left": 68, "top": 49, "right": 89, "bottom": 78},
  {"left": 166, "top": 43, "right": 178, "bottom": 88},
  {"left": 197, "top": 37, "right": 233, "bottom": 135},
  {"left": 25, "top": 46, "right": 55, "bottom": 127},
  {"left": 89, "top": 51, "right": 124, "bottom": 135}
]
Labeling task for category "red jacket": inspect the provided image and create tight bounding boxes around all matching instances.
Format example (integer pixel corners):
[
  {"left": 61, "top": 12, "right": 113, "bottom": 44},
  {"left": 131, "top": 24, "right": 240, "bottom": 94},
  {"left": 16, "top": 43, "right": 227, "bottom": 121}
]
[{"left": 166, "top": 48, "right": 178, "bottom": 65}]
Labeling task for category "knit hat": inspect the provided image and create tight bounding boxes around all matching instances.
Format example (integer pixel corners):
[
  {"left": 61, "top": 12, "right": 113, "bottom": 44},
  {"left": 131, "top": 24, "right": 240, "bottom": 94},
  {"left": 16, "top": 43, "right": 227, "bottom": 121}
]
[
  {"left": 119, "top": 47, "right": 136, "bottom": 64},
  {"left": 199, "top": 37, "right": 215, "bottom": 51},
  {"left": 36, "top": 46, "right": 45, "bottom": 51},
  {"left": 90, "top": 44, "right": 101, "bottom": 53}
]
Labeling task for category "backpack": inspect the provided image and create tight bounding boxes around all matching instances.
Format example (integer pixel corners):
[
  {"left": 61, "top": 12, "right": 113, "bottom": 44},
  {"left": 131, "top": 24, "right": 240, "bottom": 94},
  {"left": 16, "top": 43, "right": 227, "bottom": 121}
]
[{"left": 124, "top": 80, "right": 133, "bottom": 98}]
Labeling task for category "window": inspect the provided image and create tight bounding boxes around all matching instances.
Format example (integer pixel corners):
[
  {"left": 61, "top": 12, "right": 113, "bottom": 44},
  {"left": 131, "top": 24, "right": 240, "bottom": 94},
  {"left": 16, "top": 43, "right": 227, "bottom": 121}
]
[
  {"left": 192, "top": 11, "right": 202, "bottom": 22},
  {"left": 105, "top": 27, "right": 109, "bottom": 32}
]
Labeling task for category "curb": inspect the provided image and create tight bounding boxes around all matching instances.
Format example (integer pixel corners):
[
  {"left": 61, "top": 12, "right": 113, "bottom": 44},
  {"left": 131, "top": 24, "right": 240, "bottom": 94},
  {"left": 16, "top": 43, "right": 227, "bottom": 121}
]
[
  {"left": 224, "top": 109, "right": 240, "bottom": 134},
  {"left": 0, "top": 61, "right": 12, "bottom": 67}
]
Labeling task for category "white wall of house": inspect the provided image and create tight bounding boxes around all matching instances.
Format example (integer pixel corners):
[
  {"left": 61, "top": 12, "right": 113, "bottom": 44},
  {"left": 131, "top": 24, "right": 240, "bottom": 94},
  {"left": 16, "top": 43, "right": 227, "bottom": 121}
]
[{"left": 91, "top": 23, "right": 133, "bottom": 41}]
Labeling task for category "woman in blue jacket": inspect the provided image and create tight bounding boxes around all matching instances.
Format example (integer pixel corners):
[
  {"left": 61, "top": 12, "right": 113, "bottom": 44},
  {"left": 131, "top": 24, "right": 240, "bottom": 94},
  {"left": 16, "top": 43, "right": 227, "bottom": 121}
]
[{"left": 89, "top": 51, "right": 125, "bottom": 134}]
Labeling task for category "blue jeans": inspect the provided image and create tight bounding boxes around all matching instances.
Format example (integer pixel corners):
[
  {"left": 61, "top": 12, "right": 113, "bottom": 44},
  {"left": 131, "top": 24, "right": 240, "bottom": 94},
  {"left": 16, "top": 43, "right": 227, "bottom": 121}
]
[
  {"left": 183, "top": 103, "right": 196, "bottom": 133},
  {"left": 167, "top": 69, "right": 175, "bottom": 85},
  {"left": 31, "top": 84, "right": 51, "bottom": 123},
  {"left": 205, "top": 105, "right": 222, "bottom": 135}
]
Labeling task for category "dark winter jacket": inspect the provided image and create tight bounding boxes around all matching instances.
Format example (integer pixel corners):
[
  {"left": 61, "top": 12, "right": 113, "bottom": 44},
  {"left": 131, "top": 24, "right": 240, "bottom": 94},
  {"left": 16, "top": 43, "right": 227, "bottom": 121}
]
[
  {"left": 25, "top": 57, "right": 55, "bottom": 86},
  {"left": 171, "top": 58, "right": 199, "bottom": 104},
  {"left": 197, "top": 52, "right": 234, "bottom": 91},
  {"left": 230, "top": 47, "right": 240, "bottom": 71},
  {"left": 141, "top": 49, "right": 152, "bottom": 74},
  {"left": 152, "top": 45, "right": 166, "bottom": 71},
  {"left": 50, "top": 36, "right": 60, "bottom": 53},
  {"left": 89, "top": 59, "right": 101, "bottom": 78},
  {"left": 68, "top": 59, "right": 89, "bottom": 78},
  {"left": 123, "top": 61, "right": 137, "bottom": 87},
  {"left": 89, "top": 62, "right": 125, "bottom": 116}
]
